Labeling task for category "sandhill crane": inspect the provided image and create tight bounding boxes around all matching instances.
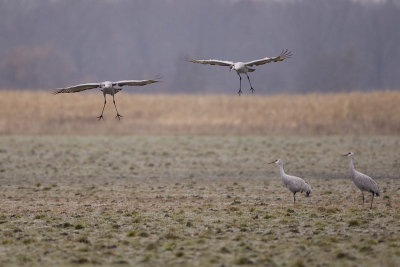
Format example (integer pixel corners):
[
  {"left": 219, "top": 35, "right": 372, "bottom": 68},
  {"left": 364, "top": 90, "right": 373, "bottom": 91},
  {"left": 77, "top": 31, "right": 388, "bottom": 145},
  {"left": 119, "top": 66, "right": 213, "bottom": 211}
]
[
  {"left": 53, "top": 78, "right": 160, "bottom": 120},
  {"left": 343, "top": 152, "right": 380, "bottom": 208},
  {"left": 269, "top": 159, "right": 311, "bottom": 206},
  {"left": 189, "top": 49, "right": 292, "bottom": 95}
]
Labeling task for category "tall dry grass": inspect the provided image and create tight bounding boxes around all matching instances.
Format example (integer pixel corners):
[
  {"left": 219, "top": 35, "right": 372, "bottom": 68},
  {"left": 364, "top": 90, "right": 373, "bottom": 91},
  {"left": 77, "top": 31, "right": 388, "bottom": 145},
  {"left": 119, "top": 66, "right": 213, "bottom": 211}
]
[{"left": 0, "top": 90, "right": 399, "bottom": 135}]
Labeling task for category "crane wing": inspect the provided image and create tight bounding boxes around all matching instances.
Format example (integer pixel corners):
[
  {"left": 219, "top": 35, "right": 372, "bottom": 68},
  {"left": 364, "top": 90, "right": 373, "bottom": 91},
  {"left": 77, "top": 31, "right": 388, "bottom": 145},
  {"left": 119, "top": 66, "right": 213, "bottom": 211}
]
[
  {"left": 188, "top": 58, "right": 234, "bottom": 67},
  {"left": 245, "top": 49, "right": 293, "bottom": 67},
  {"left": 355, "top": 172, "right": 380, "bottom": 195},
  {"left": 113, "top": 79, "right": 160, "bottom": 87},
  {"left": 53, "top": 83, "right": 101, "bottom": 94}
]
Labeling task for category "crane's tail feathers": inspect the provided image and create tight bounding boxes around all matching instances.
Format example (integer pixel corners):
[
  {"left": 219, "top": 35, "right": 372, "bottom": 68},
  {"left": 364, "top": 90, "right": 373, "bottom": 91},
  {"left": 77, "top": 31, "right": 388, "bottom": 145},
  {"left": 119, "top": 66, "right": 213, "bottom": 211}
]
[
  {"left": 370, "top": 188, "right": 380, "bottom": 197},
  {"left": 305, "top": 183, "right": 312, "bottom": 197},
  {"left": 114, "top": 88, "right": 122, "bottom": 94},
  {"left": 248, "top": 67, "right": 255, "bottom": 72}
]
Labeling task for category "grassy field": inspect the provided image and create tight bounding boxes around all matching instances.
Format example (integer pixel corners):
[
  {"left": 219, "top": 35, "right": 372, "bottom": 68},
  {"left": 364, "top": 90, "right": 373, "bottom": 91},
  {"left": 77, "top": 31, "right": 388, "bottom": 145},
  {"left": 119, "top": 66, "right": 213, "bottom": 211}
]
[
  {"left": 0, "top": 136, "right": 399, "bottom": 266},
  {"left": 0, "top": 90, "right": 399, "bottom": 135}
]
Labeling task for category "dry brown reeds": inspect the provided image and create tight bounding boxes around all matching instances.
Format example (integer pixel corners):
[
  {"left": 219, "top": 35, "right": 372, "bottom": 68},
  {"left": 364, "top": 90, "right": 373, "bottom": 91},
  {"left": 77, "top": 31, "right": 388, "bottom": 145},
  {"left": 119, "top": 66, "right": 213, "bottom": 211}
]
[{"left": 0, "top": 90, "right": 399, "bottom": 135}]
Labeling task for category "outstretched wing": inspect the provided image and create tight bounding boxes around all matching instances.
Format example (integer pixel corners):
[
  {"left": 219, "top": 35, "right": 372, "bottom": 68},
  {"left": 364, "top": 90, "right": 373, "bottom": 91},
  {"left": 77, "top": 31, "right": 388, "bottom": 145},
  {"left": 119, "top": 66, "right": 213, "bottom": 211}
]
[
  {"left": 113, "top": 78, "right": 160, "bottom": 87},
  {"left": 245, "top": 49, "right": 293, "bottom": 67},
  {"left": 53, "top": 83, "right": 101, "bottom": 94},
  {"left": 188, "top": 58, "right": 234, "bottom": 67}
]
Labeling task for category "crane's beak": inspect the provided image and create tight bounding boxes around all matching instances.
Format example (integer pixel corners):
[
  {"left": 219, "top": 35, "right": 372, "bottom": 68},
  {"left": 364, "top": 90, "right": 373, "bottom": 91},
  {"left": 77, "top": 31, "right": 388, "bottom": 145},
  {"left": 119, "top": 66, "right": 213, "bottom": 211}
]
[
  {"left": 268, "top": 161, "right": 275, "bottom": 164},
  {"left": 342, "top": 153, "right": 349, "bottom": 157}
]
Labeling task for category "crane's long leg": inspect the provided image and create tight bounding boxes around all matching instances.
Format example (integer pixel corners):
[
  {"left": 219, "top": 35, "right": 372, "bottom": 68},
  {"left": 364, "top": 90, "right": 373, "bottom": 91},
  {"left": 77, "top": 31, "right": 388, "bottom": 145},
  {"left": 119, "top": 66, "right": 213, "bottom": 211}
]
[
  {"left": 362, "top": 191, "right": 365, "bottom": 207},
  {"left": 246, "top": 73, "right": 255, "bottom": 94},
  {"left": 237, "top": 74, "right": 242, "bottom": 96},
  {"left": 293, "top": 192, "right": 296, "bottom": 206},
  {"left": 97, "top": 93, "right": 106, "bottom": 120},
  {"left": 112, "top": 94, "right": 122, "bottom": 120},
  {"left": 370, "top": 192, "right": 374, "bottom": 209}
]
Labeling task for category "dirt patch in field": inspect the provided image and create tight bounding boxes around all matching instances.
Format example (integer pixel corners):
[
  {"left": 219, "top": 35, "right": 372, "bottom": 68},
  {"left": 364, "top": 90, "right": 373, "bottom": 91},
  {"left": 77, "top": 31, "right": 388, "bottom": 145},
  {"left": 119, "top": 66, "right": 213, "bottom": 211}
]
[
  {"left": 0, "top": 136, "right": 399, "bottom": 266},
  {"left": 0, "top": 179, "right": 399, "bottom": 266}
]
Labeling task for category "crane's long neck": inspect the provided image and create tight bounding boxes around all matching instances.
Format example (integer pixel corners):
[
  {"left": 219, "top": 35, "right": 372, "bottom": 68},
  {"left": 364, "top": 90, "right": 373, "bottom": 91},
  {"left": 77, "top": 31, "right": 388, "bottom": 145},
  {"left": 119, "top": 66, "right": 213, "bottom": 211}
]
[
  {"left": 349, "top": 157, "right": 356, "bottom": 178},
  {"left": 279, "top": 163, "right": 286, "bottom": 178}
]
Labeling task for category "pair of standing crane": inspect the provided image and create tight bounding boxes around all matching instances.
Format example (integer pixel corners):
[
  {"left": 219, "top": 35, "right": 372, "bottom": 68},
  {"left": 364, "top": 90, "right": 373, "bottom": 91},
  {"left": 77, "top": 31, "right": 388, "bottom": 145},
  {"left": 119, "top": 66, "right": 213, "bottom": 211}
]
[
  {"left": 270, "top": 152, "right": 380, "bottom": 208},
  {"left": 54, "top": 51, "right": 380, "bottom": 208},
  {"left": 53, "top": 50, "right": 292, "bottom": 120}
]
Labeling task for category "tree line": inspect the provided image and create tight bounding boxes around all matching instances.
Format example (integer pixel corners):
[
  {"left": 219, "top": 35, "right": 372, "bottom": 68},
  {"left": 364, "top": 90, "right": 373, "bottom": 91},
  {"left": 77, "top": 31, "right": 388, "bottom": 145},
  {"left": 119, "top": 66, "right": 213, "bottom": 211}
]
[{"left": 0, "top": 0, "right": 399, "bottom": 93}]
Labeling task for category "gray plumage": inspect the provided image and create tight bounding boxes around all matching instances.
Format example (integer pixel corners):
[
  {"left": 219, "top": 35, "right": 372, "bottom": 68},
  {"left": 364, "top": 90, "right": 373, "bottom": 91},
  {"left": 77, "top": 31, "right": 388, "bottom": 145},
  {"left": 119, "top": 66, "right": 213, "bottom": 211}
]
[
  {"left": 269, "top": 159, "right": 311, "bottom": 206},
  {"left": 53, "top": 78, "right": 160, "bottom": 120},
  {"left": 344, "top": 152, "right": 380, "bottom": 208},
  {"left": 189, "top": 49, "right": 292, "bottom": 95}
]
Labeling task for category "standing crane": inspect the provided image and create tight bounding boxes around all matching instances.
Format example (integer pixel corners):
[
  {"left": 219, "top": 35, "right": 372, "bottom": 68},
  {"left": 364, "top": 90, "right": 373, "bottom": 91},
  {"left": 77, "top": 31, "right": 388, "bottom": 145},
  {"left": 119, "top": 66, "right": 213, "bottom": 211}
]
[
  {"left": 343, "top": 152, "right": 380, "bottom": 208},
  {"left": 53, "top": 78, "right": 160, "bottom": 120},
  {"left": 269, "top": 159, "right": 311, "bottom": 206},
  {"left": 189, "top": 49, "right": 292, "bottom": 95}
]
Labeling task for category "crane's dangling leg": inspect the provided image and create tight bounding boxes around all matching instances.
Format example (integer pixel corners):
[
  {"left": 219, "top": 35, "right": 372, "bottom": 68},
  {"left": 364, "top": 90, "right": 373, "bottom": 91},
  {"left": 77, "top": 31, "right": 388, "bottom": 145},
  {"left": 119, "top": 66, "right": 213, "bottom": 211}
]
[
  {"left": 237, "top": 74, "right": 242, "bottom": 96},
  {"left": 246, "top": 74, "right": 255, "bottom": 94},
  {"left": 370, "top": 192, "right": 374, "bottom": 209},
  {"left": 112, "top": 94, "right": 122, "bottom": 120},
  {"left": 97, "top": 92, "right": 106, "bottom": 120},
  {"left": 362, "top": 191, "right": 365, "bottom": 207}
]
